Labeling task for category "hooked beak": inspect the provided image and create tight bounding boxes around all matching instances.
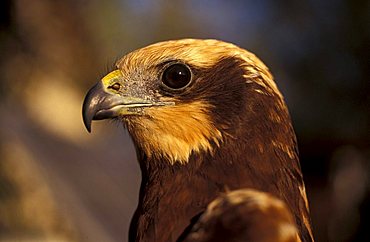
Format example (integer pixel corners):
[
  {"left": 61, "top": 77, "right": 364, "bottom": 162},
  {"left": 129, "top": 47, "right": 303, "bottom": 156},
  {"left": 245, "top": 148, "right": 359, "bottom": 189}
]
[
  {"left": 82, "top": 82, "right": 159, "bottom": 133},
  {"left": 82, "top": 71, "right": 174, "bottom": 132}
]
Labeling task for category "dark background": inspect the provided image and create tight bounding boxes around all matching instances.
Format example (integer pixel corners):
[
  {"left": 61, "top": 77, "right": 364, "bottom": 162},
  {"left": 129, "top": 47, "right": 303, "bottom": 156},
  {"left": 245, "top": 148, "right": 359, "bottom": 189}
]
[{"left": 1, "top": 0, "right": 369, "bottom": 241}]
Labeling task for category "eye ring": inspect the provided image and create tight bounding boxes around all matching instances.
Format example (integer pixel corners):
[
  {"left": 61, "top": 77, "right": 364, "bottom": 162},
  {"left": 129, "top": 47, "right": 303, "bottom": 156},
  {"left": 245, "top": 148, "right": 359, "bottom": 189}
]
[
  {"left": 109, "top": 83, "right": 121, "bottom": 91},
  {"left": 161, "top": 63, "right": 192, "bottom": 91}
]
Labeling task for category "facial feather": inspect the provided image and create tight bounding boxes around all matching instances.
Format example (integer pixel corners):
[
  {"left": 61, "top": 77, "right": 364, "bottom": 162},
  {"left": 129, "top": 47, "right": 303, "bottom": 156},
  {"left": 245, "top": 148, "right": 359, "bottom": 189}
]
[{"left": 114, "top": 39, "right": 284, "bottom": 164}]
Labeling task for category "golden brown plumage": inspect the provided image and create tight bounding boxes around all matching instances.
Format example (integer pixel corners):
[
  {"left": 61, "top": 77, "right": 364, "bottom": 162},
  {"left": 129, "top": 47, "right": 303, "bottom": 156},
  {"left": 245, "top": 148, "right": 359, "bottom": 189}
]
[
  {"left": 184, "top": 189, "right": 301, "bottom": 242},
  {"left": 82, "top": 39, "right": 314, "bottom": 242}
]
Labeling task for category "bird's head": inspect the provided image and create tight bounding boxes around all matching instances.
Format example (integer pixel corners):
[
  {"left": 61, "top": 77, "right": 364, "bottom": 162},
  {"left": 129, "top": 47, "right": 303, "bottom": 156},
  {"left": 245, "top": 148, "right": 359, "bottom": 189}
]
[{"left": 83, "top": 39, "right": 289, "bottom": 165}]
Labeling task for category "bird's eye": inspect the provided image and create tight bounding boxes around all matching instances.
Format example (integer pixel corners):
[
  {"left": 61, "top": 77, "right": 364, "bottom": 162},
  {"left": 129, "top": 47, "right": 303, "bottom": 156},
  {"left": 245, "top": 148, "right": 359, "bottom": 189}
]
[
  {"left": 162, "top": 63, "right": 192, "bottom": 90},
  {"left": 109, "top": 83, "right": 121, "bottom": 91}
]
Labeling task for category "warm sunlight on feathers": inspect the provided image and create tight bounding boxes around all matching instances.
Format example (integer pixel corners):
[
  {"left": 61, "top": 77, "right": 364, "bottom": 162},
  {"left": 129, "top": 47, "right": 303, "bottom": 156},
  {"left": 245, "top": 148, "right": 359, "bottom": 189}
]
[{"left": 127, "top": 101, "right": 222, "bottom": 164}]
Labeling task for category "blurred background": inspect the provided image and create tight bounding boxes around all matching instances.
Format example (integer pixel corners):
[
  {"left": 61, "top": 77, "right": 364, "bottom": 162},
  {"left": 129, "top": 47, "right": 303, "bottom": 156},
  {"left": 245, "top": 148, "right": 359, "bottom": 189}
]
[{"left": 0, "top": 0, "right": 368, "bottom": 241}]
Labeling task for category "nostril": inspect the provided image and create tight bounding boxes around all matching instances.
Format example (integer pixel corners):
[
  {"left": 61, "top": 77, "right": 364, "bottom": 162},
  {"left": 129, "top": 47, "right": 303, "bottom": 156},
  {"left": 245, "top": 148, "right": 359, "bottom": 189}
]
[{"left": 109, "top": 83, "right": 121, "bottom": 91}]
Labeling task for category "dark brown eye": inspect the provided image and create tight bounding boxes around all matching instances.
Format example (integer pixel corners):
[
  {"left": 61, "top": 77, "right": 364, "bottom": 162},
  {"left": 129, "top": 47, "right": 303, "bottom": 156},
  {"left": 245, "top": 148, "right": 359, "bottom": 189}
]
[
  {"left": 162, "top": 63, "right": 192, "bottom": 90},
  {"left": 109, "top": 83, "right": 121, "bottom": 91}
]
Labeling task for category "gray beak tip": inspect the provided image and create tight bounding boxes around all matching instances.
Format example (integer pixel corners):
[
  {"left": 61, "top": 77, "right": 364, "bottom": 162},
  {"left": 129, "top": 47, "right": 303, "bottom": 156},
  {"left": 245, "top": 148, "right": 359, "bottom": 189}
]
[
  {"left": 82, "top": 84, "right": 99, "bottom": 133},
  {"left": 82, "top": 104, "right": 93, "bottom": 133}
]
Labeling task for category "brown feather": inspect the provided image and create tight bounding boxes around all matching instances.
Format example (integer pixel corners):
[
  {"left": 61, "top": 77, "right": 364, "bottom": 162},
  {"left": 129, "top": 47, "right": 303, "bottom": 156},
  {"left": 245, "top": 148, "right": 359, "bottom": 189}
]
[{"left": 183, "top": 189, "right": 301, "bottom": 242}]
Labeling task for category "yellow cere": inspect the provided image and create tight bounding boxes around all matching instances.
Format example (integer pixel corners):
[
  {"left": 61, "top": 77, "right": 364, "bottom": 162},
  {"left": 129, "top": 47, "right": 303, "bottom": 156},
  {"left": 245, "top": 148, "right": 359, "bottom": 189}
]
[{"left": 101, "top": 70, "right": 122, "bottom": 86}]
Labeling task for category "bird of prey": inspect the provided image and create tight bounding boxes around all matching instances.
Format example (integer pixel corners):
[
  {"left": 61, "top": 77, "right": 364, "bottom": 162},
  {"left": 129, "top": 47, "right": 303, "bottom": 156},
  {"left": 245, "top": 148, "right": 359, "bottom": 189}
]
[{"left": 82, "top": 39, "right": 314, "bottom": 242}]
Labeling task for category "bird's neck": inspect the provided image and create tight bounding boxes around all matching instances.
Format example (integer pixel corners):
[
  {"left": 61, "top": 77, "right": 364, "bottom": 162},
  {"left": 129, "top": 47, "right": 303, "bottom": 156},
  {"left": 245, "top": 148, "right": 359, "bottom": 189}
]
[
  {"left": 130, "top": 132, "right": 304, "bottom": 241},
  {"left": 129, "top": 153, "right": 215, "bottom": 242},
  {"left": 129, "top": 127, "right": 311, "bottom": 242}
]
